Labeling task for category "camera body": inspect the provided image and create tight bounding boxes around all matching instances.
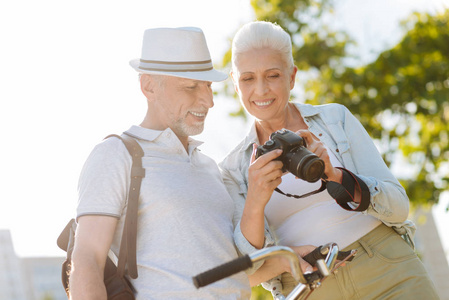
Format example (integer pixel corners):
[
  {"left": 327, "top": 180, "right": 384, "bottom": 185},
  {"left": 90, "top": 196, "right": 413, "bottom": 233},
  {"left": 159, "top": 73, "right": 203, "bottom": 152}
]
[{"left": 255, "top": 129, "right": 325, "bottom": 182}]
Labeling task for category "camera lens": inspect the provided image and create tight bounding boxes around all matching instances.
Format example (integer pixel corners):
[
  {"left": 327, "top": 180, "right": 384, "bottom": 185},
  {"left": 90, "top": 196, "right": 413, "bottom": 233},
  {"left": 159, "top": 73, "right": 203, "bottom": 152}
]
[
  {"left": 300, "top": 155, "right": 325, "bottom": 182},
  {"left": 285, "top": 150, "right": 325, "bottom": 182}
]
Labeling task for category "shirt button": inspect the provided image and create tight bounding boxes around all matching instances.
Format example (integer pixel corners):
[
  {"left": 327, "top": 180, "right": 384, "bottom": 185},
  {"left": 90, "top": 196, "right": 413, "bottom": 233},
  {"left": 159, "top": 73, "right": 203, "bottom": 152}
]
[
  {"left": 336, "top": 149, "right": 339, "bottom": 152},
  {"left": 166, "top": 132, "right": 171, "bottom": 137},
  {"left": 319, "top": 133, "right": 323, "bottom": 137}
]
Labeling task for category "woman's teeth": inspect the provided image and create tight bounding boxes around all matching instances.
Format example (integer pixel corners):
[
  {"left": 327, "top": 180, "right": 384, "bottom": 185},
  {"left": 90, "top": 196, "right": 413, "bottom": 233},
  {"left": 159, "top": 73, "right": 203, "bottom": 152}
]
[{"left": 254, "top": 99, "right": 274, "bottom": 106}]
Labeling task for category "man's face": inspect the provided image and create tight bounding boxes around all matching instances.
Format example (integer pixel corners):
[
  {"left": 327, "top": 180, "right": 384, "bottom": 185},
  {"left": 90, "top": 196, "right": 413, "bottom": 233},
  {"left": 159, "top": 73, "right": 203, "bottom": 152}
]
[{"left": 152, "top": 75, "right": 214, "bottom": 139}]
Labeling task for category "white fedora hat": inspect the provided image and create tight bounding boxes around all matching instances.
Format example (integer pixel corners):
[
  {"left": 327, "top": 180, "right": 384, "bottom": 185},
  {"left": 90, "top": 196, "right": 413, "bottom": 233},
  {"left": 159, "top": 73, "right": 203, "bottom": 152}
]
[{"left": 130, "top": 27, "right": 227, "bottom": 82}]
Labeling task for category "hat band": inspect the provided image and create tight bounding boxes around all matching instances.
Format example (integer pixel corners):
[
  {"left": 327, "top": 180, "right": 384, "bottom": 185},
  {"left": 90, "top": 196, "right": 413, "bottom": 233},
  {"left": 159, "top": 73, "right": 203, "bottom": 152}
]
[{"left": 139, "top": 59, "right": 213, "bottom": 72}]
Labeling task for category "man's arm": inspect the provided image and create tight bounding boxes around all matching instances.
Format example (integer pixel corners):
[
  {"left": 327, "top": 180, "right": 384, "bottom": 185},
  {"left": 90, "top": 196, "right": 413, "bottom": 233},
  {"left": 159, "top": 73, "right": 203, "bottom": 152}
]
[{"left": 69, "top": 215, "right": 118, "bottom": 300}]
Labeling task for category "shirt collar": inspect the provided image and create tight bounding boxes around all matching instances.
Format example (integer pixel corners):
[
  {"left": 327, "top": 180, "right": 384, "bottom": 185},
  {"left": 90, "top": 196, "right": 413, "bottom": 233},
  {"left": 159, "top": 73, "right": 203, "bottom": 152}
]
[
  {"left": 239, "top": 123, "right": 259, "bottom": 153},
  {"left": 296, "top": 102, "right": 321, "bottom": 118},
  {"left": 124, "top": 125, "right": 204, "bottom": 148}
]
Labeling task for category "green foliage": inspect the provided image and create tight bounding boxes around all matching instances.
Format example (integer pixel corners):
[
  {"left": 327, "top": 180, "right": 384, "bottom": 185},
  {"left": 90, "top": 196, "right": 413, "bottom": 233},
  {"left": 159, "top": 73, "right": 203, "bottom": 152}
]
[
  {"left": 251, "top": 285, "right": 272, "bottom": 299},
  {"left": 306, "top": 11, "right": 449, "bottom": 205},
  {"left": 41, "top": 292, "right": 55, "bottom": 300},
  {"left": 222, "top": 0, "right": 449, "bottom": 206}
]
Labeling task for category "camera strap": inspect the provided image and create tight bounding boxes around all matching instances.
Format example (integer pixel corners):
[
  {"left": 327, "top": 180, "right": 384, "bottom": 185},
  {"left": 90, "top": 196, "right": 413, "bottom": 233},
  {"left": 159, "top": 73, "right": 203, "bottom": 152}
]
[
  {"left": 275, "top": 168, "right": 370, "bottom": 212},
  {"left": 274, "top": 180, "right": 327, "bottom": 199},
  {"left": 326, "top": 168, "right": 370, "bottom": 212}
]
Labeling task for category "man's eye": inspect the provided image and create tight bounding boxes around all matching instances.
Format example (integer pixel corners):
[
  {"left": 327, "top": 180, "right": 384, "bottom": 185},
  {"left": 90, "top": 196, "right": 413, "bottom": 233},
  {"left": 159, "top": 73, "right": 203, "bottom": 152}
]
[
  {"left": 241, "top": 77, "right": 253, "bottom": 82},
  {"left": 268, "top": 74, "right": 280, "bottom": 78}
]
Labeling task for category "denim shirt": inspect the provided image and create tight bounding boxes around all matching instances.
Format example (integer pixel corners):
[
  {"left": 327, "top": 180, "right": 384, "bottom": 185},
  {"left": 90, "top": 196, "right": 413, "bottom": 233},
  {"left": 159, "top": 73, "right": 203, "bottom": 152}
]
[{"left": 219, "top": 102, "right": 416, "bottom": 273}]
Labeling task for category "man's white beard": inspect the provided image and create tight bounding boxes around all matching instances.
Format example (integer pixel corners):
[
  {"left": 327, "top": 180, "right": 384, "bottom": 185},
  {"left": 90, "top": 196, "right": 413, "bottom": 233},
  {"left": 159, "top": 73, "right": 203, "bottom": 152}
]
[{"left": 172, "top": 117, "right": 205, "bottom": 137}]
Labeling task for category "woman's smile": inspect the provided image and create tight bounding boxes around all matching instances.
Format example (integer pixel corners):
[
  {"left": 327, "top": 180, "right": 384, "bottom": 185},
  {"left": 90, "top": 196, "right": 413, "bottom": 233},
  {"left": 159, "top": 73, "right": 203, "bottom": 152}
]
[{"left": 253, "top": 99, "right": 275, "bottom": 107}]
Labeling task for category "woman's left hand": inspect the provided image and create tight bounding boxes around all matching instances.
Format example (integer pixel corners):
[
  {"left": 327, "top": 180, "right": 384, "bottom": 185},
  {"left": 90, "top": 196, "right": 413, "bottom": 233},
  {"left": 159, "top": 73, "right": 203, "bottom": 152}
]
[{"left": 295, "top": 129, "right": 342, "bottom": 182}]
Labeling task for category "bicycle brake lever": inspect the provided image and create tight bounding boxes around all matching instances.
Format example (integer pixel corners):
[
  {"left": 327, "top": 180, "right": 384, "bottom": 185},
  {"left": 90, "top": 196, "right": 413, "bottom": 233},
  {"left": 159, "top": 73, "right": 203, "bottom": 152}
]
[
  {"left": 303, "top": 247, "right": 356, "bottom": 266},
  {"left": 303, "top": 271, "right": 321, "bottom": 284},
  {"left": 330, "top": 249, "right": 357, "bottom": 273},
  {"left": 337, "top": 250, "right": 356, "bottom": 262},
  {"left": 302, "top": 246, "right": 325, "bottom": 266}
]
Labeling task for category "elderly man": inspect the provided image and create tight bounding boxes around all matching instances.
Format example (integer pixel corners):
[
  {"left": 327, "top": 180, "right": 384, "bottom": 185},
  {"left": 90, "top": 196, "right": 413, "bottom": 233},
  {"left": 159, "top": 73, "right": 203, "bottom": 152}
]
[{"left": 69, "top": 27, "right": 251, "bottom": 299}]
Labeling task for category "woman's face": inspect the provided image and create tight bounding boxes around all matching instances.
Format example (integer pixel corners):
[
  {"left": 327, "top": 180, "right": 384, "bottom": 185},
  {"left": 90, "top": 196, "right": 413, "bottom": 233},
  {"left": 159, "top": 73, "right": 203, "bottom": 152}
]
[{"left": 232, "top": 48, "right": 297, "bottom": 121}]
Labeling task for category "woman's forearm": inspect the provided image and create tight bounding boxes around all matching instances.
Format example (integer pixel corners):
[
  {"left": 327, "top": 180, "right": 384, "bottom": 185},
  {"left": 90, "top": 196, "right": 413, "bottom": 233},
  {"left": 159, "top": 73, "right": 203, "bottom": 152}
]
[{"left": 240, "top": 197, "right": 267, "bottom": 249}]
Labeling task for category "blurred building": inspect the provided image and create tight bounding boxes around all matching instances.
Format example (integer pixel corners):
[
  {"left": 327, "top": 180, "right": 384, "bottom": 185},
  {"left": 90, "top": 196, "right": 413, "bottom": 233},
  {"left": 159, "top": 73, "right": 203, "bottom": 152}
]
[
  {"left": 21, "top": 257, "right": 67, "bottom": 300},
  {"left": 0, "top": 230, "right": 66, "bottom": 300},
  {"left": 414, "top": 209, "right": 449, "bottom": 300},
  {"left": 0, "top": 230, "right": 28, "bottom": 300}
]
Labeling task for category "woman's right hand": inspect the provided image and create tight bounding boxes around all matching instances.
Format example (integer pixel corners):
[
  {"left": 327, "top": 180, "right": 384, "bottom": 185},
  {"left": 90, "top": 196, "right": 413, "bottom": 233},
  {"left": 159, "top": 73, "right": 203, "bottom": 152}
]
[
  {"left": 240, "top": 144, "right": 284, "bottom": 250},
  {"left": 247, "top": 144, "right": 284, "bottom": 209}
]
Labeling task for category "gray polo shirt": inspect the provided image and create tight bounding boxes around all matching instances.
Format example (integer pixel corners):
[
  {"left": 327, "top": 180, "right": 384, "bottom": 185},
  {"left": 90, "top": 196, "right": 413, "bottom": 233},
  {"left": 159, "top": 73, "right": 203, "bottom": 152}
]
[{"left": 77, "top": 125, "right": 250, "bottom": 299}]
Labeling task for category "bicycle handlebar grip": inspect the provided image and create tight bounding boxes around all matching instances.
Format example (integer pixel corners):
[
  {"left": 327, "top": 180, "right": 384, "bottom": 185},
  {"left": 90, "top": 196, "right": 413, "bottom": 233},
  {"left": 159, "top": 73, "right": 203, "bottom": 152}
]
[
  {"left": 303, "top": 246, "right": 325, "bottom": 266},
  {"left": 192, "top": 255, "right": 253, "bottom": 288}
]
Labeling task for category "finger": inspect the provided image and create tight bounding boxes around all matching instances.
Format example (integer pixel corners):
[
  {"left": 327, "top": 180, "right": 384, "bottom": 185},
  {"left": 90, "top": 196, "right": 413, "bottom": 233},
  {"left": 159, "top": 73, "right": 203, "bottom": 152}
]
[
  {"left": 295, "top": 129, "right": 313, "bottom": 138},
  {"left": 314, "top": 145, "right": 327, "bottom": 158},
  {"left": 290, "top": 245, "right": 316, "bottom": 272},
  {"left": 291, "top": 245, "right": 316, "bottom": 256},
  {"left": 266, "top": 175, "right": 283, "bottom": 190},
  {"left": 295, "top": 129, "right": 316, "bottom": 147},
  {"left": 254, "top": 149, "right": 283, "bottom": 166},
  {"left": 299, "top": 257, "right": 313, "bottom": 274},
  {"left": 250, "top": 162, "right": 284, "bottom": 186},
  {"left": 267, "top": 167, "right": 284, "bottom": 182}
]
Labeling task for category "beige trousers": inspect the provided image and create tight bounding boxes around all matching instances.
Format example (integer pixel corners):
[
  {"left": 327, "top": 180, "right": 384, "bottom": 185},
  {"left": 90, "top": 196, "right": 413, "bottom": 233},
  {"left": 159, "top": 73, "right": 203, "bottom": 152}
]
[{"left": 281, "top": 224, "right": 439, "bottom": 299}]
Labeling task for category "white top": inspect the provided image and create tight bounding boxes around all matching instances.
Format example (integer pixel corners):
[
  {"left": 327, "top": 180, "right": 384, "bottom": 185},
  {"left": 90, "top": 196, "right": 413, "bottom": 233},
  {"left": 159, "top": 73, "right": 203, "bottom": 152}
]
[
  {"left": 77, "top": 126, "right": 250, "bottom": 300},
  {"left": 265, "top": 147, "right": 381, "bottom": 249}
]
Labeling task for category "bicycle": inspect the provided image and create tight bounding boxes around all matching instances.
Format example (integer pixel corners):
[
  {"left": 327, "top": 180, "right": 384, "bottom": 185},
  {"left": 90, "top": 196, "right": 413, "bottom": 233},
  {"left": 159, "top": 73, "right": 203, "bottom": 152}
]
[{"left": 192, "top": 243, "right": 357, "bottom": 300}]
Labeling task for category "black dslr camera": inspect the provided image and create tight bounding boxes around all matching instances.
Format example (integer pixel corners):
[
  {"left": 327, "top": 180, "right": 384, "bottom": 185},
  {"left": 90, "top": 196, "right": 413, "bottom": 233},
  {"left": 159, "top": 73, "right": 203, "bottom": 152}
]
[{"left": 255, "top": 129, "right": 325, "bottom": 182}]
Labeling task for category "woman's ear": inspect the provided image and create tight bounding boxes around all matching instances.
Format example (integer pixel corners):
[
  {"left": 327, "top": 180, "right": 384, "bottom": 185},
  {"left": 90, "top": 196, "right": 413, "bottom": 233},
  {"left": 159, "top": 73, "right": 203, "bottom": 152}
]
[{"left": 290, "top": 66, "right": 298, "bottom": 90}]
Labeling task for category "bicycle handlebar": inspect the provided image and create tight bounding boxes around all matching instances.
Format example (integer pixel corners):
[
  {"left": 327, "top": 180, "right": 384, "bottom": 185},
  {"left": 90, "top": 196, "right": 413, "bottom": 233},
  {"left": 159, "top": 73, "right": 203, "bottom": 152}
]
[
  {"left": 193, "top": 246, "right": 303, "bottom": 289},
  {"left": 192, "top": 254, "right": 253, "bottom": 288},
  {"left": 192, "top": 243, "right": 356, "bottom": 293}
]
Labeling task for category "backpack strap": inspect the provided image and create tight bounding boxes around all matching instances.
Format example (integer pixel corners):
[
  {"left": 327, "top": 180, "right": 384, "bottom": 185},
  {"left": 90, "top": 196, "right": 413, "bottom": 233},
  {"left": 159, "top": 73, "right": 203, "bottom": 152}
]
[{"left": 105, "top": 133, "right": 145, "bottom": 279}]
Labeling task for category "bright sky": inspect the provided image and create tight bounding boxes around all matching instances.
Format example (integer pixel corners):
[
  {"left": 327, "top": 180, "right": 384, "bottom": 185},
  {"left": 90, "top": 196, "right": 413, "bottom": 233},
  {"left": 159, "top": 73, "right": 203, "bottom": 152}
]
[{"left": 1, "top": 0, "right": 448, "bottom": 262}]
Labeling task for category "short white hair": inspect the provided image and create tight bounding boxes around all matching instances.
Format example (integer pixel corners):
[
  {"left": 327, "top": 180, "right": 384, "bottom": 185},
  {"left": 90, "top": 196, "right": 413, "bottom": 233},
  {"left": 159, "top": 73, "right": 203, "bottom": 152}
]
[
  {"left": 232, "top": 21, "right": 294, "bottom": 71},
  {"left": 139, "top": 73, "right": 167, "bottom": 89}
]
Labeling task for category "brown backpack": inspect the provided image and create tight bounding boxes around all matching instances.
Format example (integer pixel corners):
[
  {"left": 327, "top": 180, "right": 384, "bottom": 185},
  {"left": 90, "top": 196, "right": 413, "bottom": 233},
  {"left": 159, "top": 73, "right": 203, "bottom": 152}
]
[{"left": 57, "top": 133, "right": 144, "bottom": 299}]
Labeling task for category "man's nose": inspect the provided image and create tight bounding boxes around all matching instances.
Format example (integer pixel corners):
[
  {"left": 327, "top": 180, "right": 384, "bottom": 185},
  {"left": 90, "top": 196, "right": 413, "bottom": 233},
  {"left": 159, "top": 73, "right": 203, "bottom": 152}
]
[{"left": 199, "top": 86, "right": 214, "bottom": 108}]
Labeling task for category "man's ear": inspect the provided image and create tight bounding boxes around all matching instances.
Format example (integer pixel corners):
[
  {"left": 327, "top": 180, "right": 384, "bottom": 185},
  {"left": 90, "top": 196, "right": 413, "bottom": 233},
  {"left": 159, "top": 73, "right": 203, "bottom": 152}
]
[{"left": 140, "top": 74, "right": 155, "bottom": 99}]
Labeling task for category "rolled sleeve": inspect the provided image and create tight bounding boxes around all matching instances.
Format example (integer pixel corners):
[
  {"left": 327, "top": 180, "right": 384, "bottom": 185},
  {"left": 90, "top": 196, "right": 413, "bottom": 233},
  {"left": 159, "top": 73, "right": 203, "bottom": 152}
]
[
  {"left": 357, "top": 173, "right": 409, "bottom": 223},
  {"left": 341, "top": 106, "right": 410, "bottom": 223}
]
